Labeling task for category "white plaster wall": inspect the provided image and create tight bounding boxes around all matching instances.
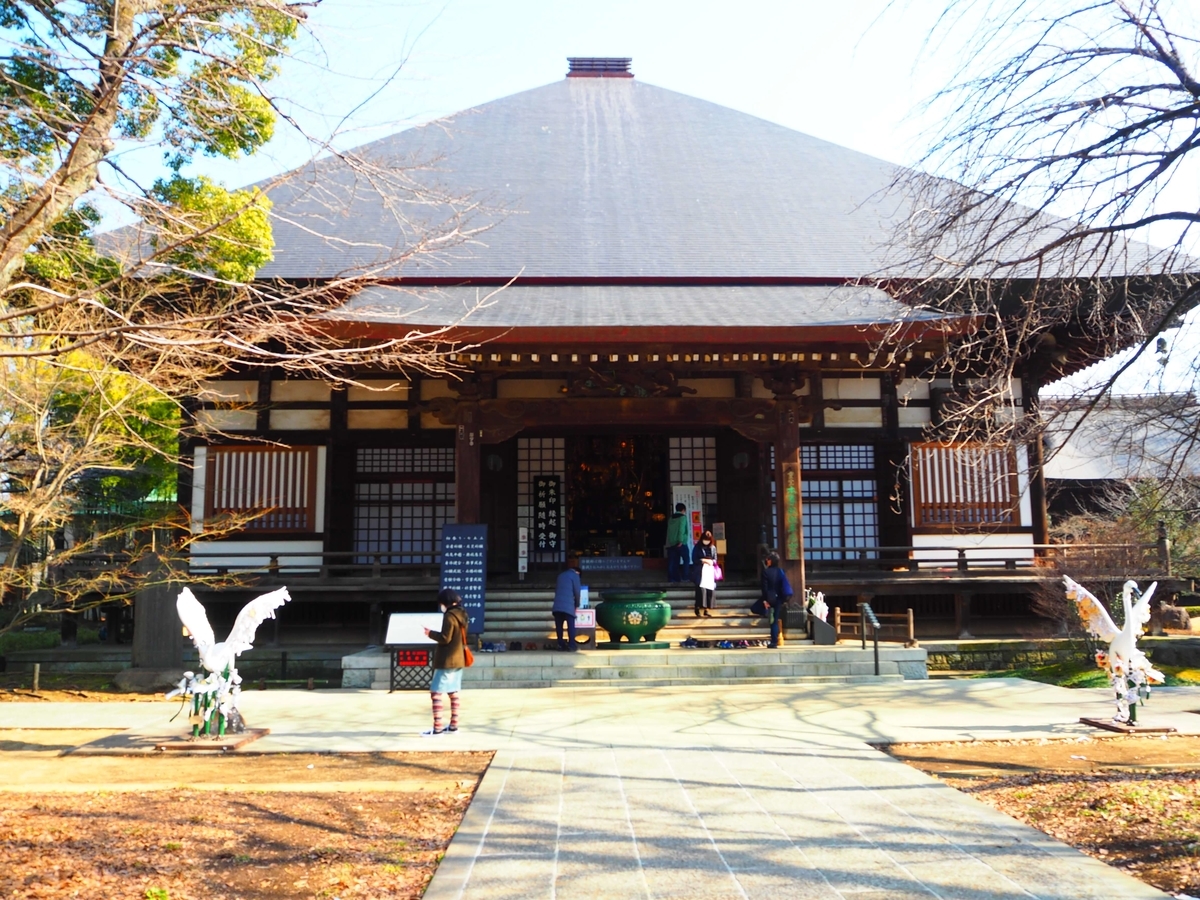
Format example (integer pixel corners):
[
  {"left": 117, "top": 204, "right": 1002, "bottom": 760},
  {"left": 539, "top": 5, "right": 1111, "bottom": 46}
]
[
  {"left": 271, "top": 380, "right": 331, "bottom": 402},
  {"left": 347, "top": 379, "right": 409, "bottom": 401},
  {"left": 825, "top": 407, "right": 883, "bottom": 427},
  {"left": 196, "top": 409, "right": 256, "bottom": 431},
  {"left": 190, "top": 446, "right": 206, "bottom": 534},
  {"left": 824, "top": 377, "right": 881, "bottom": 400},
  {"left": 315, "top": 446, "right": 327, "bottom": 533},
  {"left": 348, "top": 409, "right": 409, "bottom": 429},
  {"left": 911, "top": 532, "right": 1035, "bottom": 566},
  {"left": 189, "top": 539, "right": 324, "bottom": 572},
  {"left": 269, "top": 409, "right": 331, "bottom": 430}
]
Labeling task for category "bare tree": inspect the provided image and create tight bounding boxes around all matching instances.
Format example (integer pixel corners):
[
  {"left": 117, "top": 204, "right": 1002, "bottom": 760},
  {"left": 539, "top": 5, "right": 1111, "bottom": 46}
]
[
  {"left": 0, "top": 1, "right": 492, "bottom": 635},
  {"left": 882, "top": 0, "right": 1200, "bottom": 458}
]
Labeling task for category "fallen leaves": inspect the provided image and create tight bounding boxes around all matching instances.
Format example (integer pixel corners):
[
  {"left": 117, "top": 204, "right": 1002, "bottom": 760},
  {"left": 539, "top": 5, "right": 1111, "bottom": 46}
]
[
  {"left": 0, "top": 787, "right": 475, "bottom": 899},
  {"left": 944, "top": 769, "right": 1200, "bottom": 895}
]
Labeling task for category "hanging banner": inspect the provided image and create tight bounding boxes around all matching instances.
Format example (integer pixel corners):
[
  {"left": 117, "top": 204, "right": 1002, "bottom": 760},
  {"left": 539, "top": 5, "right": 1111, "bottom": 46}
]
[
  {"left": 440, "top": 523, "right": 488, "bottom": 633},
  {"left": 533, "top": 475, "right": 562, "bottom": 552},
  {"left": 782, "top": 462, "right": 802, "bottom": 560}
]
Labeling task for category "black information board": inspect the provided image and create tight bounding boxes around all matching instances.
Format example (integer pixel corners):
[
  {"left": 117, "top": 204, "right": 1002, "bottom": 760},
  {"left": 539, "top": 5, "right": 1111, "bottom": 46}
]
[
  {"left": 440, "top": 523, "right": 488, "bottom": 634},
  {"left": 533, "top": 475, "right": 562, "bottom": 552}
]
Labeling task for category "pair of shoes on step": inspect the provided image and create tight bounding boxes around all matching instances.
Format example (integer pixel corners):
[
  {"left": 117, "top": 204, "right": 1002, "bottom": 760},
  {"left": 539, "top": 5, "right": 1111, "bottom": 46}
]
[{"left": 680, "top": 636, "right": 699, "bottom": 648}]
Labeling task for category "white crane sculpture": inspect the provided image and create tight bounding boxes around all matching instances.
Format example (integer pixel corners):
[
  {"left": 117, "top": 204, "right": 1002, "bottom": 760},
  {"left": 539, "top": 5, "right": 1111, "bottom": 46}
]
[
  {"left": 1063, "top": 576, "right": 1164, "bottom": 725},
  {"left": 166, "top": 587, "right": 290, "bottom": 739},
  {"left": 805, "top": 588, "right": 829, "bottom": 623}
]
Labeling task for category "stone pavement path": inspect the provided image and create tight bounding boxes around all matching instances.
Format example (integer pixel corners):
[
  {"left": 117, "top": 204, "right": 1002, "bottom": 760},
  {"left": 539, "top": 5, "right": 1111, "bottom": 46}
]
[{"left": 7, "top": 680, "right": 1200, "bottom": 898}]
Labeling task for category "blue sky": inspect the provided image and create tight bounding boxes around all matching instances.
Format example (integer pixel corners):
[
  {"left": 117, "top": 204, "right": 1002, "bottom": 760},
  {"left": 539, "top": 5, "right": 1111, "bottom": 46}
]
[
  {"left": 110, "top": 0, "right": 1198, "bottom": 397},
  {"left": 167, "top": 0, "right": 943, "bottom": 186}
]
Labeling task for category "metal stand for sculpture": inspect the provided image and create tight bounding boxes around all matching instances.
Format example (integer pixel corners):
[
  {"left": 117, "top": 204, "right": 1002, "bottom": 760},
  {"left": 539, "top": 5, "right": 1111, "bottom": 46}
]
[
  {"left": 1064, "top": 576, "right": 1164, "bottom": 726},
  {"left": 166, "top": 587, "right": 290, "bottom": 740}
]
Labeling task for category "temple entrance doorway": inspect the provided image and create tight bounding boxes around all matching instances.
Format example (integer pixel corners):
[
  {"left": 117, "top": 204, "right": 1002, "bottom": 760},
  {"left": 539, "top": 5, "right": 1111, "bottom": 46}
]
[{"left": 566, "top": 435, "right": 669, "bottom": 560}]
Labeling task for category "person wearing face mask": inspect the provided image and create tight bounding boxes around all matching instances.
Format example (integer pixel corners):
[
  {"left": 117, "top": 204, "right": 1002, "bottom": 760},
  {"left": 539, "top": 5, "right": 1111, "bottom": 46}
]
[
  {"left": 421, "top": 588, "right": 469, "bottom": 736},
  {"left": 691, "top": 529, "right": 718, "bottom": 616}
]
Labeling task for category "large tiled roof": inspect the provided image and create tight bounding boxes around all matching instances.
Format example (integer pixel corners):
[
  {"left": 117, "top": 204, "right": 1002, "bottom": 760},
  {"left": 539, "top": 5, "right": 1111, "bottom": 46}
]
[
  {"left": 334, "top": 284, "right": 938, "bottom": 329},
  {"left": 260, "top": 78, "right": 913, "bottom": 280}
]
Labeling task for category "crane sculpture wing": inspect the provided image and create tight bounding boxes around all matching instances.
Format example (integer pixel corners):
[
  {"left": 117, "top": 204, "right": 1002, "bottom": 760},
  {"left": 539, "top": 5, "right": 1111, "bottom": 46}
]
[
  {"left": 176, "top": 588, "right": 216, "bottom": 656},
  {"left": 226, "top": 587, "right": 292, "bottom": 656},
  {"left": 1127, "top": 580, "right": 1157, "bottom": 633},
  {"left": 1063, "top": 576, "right": 1120, "bottom": 643}
]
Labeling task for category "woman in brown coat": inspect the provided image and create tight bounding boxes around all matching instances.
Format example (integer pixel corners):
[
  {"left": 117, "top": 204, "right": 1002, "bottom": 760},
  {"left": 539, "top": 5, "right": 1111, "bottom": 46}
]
[{"left": 422, "top": 589, "right": 469, "bottom": 736}]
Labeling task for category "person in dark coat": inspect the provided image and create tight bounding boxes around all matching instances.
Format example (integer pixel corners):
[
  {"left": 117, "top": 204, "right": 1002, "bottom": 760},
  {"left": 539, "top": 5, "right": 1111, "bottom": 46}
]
[
  {"left": 691, "top": 530, "right": 718, "bottom": 616},
  {"left": 552, "top": 556, "right": 582, "bottom": 650},
  {"left": 760, "top": 551, "right": 792, "bottom": 648},
  {"left": 422, "top": 588, "right": 469, "bottom": 736}
]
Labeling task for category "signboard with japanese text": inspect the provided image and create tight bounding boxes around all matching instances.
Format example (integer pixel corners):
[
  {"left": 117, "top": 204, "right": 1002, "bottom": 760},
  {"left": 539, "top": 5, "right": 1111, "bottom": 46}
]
[
  {"left": 670, "top": 485, "right": 703, "bottom": 552},
  {"left": 440, "top": 523, "right": 488, "bottom": 633},
  {"left": 575, "top": 608, "right": 596, "bottom": 629},
  {"left": 533, "top": 475, "right": 562, "bottom": 552}
]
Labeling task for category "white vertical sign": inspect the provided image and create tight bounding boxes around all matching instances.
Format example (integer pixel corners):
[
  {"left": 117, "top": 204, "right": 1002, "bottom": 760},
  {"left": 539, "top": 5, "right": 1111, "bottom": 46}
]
[{"left": 671, "top": 484, "right": 704, "bottom": 551}]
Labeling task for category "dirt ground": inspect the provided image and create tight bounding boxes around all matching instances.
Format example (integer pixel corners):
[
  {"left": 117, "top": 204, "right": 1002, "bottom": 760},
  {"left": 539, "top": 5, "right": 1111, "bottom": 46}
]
[
  {"left": 1, "top": 671, "right": 164, "bottom": 702},
  {"left": 0, "top": 748, "right": 492, "bottom": 900},
  {"left": 888, "top": 735, "right": 1200, "bottom": 896}
]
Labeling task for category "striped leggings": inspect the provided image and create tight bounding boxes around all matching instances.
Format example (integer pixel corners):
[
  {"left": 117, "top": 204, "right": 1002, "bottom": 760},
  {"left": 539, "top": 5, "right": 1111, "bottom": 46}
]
[{"left": 430, "top": 691, "right": 461, "bottom": 731}]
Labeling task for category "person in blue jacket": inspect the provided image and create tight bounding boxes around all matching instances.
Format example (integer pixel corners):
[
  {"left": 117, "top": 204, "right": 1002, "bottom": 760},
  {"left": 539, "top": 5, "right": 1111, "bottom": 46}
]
[
  {"left": 552, "top": 556, "right": 582, "bottom": 650},
  {"left": 760, "top": 551, "right": 793, "bottom": 648}
]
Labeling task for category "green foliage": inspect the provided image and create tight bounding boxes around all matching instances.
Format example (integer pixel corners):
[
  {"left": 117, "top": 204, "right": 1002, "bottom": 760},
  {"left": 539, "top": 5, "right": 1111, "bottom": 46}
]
[
  {"left": 19, "top": 203, "right": 121, "bottom": 289},
  {"left": 978, "top": 660, "right": 1200, "bottom": 687},
  {"left": 0, "top": 1, "right": 299, "bottom": 188},
  {"left": 149, "top": 175, "right": 273, "bottom": 283},
  {"left": 0, "top": 630, "right": 59, "bottom": 654},
  {"left": 144, "top": 888, "right": 170, "bottom": 900}
]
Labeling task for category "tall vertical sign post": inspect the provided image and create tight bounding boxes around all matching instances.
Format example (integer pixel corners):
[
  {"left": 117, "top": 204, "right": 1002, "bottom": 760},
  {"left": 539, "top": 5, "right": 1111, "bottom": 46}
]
[{"left": 440, "top": 524, "right": 488, "bottom": 634}]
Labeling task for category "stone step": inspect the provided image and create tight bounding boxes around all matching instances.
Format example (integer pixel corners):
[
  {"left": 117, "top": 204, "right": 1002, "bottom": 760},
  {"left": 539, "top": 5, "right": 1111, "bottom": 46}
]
[
  {"left": 344, "top": 645, "right": 927, "bottom": 689},
  {"left": 483, "top": 597, "right": 762, "bottom": 612},
  {"left": 372, "top": 674, "right": 904, "bottom": 690}
]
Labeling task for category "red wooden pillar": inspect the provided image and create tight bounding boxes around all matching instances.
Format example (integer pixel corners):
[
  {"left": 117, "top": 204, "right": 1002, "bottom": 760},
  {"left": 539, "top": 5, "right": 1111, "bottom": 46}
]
[
  {"left": 455, "top": 403, "right": 482, "bottom": 525},
  {"left": 773, "top": 398, "right": 806, "bottom": 600}
]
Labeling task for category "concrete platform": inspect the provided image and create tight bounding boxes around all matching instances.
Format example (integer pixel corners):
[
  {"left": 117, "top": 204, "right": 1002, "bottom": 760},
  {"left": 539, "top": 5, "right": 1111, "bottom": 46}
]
[{"left": 342, "top": 644, "right": 930, "bottom": 689}]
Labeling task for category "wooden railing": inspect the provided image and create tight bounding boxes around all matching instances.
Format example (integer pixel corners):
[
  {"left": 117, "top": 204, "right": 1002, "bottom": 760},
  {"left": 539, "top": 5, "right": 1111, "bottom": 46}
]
[
  {"left": 805, "top": 541, "right": 1167, "bottom": 577},
  {"left": 187, "top": 549, "right": 441, "bottom": 581},
  {"left": 178, "top": 540, "right": 1171, "bottom": 587},
  {"left": 833, "top": 606, "right": 918, "bottom": 646}
]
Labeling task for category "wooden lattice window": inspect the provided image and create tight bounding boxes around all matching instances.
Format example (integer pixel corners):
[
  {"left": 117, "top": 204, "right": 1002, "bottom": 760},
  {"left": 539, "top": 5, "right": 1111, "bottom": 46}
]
[
  {"left": 910, "top": 442, "right": 1020, "bottom": 531},
  {"left": 204, "top": 446, "right": 319, "bottom": 532}
]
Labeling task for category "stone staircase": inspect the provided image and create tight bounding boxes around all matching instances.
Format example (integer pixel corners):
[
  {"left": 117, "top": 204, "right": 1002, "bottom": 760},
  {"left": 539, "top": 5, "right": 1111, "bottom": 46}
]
[
  {"left": 481, "top": 582, "right": 772, "bottom": 647},
  {"left": 342, "top": 644, "right": 928, "bottom": 689}
]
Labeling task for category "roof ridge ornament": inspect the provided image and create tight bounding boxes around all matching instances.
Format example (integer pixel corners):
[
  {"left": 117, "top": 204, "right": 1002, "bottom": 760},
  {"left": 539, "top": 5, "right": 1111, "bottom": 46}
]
[{"left": 567, "top": 57, "right": 633, "bottom": 78}]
